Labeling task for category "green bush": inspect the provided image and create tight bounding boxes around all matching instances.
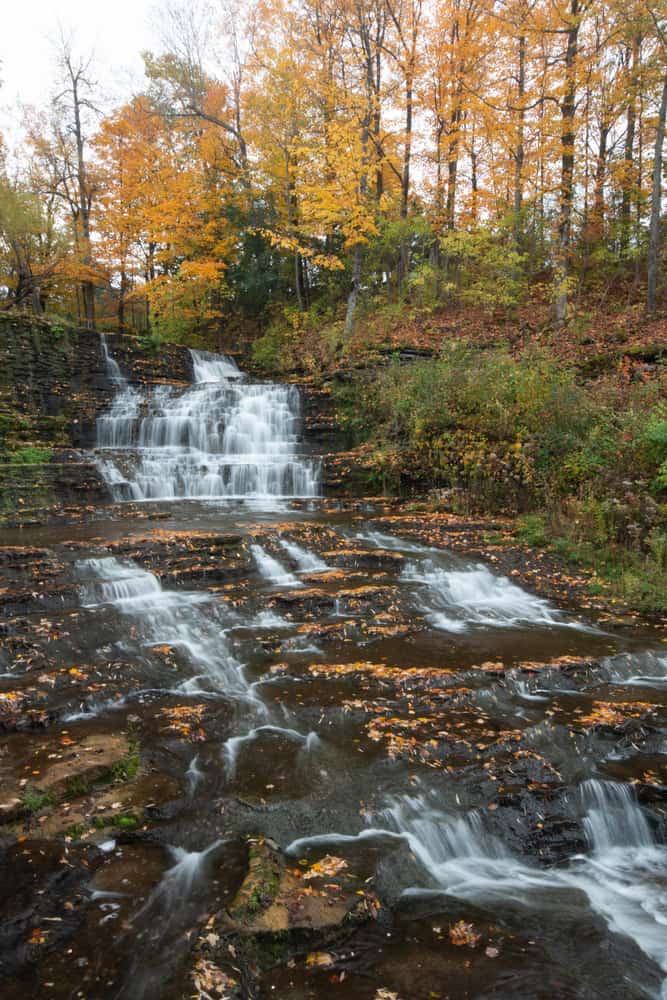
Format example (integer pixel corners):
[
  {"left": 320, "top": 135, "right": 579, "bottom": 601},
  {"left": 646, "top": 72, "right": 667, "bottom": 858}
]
[
  {"left": 7, "top": 446, "right": 53, "bottom": 464},
  {"left": 341, "top": 345, "right": 667, "bottom": 513}
]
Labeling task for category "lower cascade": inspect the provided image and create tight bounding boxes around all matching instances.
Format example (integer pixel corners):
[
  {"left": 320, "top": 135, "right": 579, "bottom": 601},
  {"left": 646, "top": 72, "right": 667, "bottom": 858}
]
[{"left": 95, "top": 340, "right": 320, "bottom": 500}]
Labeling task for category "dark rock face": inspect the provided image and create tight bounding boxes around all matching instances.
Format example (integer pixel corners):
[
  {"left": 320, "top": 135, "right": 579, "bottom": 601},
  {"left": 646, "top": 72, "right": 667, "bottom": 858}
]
[
  {"left": 0, "top": 318, "right": 196, "bottom": 455},
  {"left": 0, "top": 317, "right": 362, "bottom": 513}
]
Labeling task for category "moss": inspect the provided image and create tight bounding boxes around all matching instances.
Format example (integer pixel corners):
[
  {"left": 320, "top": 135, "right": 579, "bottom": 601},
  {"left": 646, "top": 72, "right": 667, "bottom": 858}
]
[
  {"left": 22, "top": 785, "right": 53, "bottom": 814},
  {"left": 111, "top": 746, "right": 140, "bottom": 782},
  {"left": 7, "top": 446, "right": 54, "bottom": 465},
  {"left": 113, "top": 813, "right": 139, "bottom": 830},
  {"left": 65, "top": 823, "right": 87, "bottom": 839},
  {"left": 64, "top": 775, "right": 93, "bottom": 799}
]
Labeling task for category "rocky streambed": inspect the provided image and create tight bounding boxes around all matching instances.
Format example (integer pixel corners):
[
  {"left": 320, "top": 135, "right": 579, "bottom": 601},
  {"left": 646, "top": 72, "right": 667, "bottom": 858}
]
[{"left": 0, "top": 499, "right": 666, "bottom": 1000}]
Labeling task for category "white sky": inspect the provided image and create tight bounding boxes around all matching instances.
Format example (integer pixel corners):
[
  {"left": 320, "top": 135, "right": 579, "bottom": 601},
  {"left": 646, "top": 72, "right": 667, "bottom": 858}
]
[{"left": 2, "top": 0, "right": 160, "bottom": 140}]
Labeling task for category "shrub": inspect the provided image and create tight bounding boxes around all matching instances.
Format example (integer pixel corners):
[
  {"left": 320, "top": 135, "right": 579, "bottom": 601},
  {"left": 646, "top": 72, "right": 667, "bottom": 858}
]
[{"left": 7, "top": 446, "right": 53, "bottom": 464}]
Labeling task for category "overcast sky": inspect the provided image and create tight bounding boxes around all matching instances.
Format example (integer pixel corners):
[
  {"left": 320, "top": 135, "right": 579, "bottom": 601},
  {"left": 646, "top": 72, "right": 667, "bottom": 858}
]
[{"left": 2, "top": 0, "right": 160, "bottom": 138}]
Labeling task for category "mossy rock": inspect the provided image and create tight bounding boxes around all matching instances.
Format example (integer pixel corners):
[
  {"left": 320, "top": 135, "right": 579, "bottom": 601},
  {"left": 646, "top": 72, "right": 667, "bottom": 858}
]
[{"left": 223, "top": 838, "right": 382, "bottom": 938}]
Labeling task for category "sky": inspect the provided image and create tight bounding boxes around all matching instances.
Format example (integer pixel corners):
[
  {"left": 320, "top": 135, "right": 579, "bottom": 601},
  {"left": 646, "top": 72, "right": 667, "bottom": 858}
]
[{"left": 2, "top": 0, "right": 160, "bottom": 140}]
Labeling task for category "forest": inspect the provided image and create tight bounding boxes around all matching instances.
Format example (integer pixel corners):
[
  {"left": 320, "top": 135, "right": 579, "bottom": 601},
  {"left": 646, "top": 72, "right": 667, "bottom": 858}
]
[{"left": 2, "top": 0, "right": 667, "bottom": 337}]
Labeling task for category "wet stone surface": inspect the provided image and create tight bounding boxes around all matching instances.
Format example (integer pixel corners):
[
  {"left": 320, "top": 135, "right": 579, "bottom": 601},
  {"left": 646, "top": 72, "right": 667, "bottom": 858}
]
[{"left": 0, "top": 500, "right": 665, "bottom": 1000}]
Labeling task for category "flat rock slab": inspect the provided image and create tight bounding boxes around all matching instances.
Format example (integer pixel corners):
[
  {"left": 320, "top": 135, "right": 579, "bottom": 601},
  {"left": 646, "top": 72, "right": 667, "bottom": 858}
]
[
  {"left": 223, "top": 838, "right": 381, "bottom": 937},
  {"left": 31, "top": 733, "right": 132, "bottom": 796},
  {"left": 0, "top": 732, "right": 133, "bottom": 825}
]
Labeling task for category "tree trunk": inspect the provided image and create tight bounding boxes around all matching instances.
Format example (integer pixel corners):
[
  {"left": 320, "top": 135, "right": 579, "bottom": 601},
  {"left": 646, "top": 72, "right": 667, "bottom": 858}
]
[
  {"left": 344, "top": 243, "right": 363, "bottom": 336},
  {"left": 69, "top": 58, "right": 96, "bottom": 329},
  {"left": 398, "top": 74, "right": 414, "bottom": 289},
  {"left": 11, "top": 241, "right": 43, "bottom": 314},
  {"left": 446, "top": 108, "right": 461, "bottom": 230},
  {"left": 554, "top": 0, "right": 579, "bottom": 326},
  {"left": 118, "top": 268, "right": 127, "bottom": 332},
  {"left": 591, "top": 119, "right": 609, "bottom": 238},
  {"left": 513, "top": 34, "right": 526, "bottom": 251},
  {"left": 646, "top": 64, "right": 667, "bottom": 315},
  {"left": 621, "top": 36, "right": 640, "bottom": 254}
]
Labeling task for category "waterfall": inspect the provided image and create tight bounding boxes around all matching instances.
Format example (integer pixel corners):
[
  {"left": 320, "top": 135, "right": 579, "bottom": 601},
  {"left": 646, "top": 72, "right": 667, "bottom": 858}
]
[
  {"left": 401, "top": 556, "right": 581, "bottom": 632},
  {"left": 250, "top": 543, "right": 302, "bottom": 587},
  {"left": 100, "top": 333, "right": 125, "bottom": 386},
  {"left": 76, "top": 556, "right": 251, "bottom": 698},
  {"left": 190, "top": 348, "right": 242, "bottom": 382},
  {"left": 382, "top": 782, "right": 667, "bottom": 990},
  {"left": 95, "top": 340, "right": 320, "bottom": 501},
  {"left": 278, "top": 537, "right": 329, "bottom": 572},
  {"left": 580, "top": 779, "right": 653, "bottom": 853}
]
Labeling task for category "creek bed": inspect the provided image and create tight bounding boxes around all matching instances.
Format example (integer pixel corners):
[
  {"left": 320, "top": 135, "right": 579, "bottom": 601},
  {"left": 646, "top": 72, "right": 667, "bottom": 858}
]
[{"left": 0, "top": 498, "right": 665, "bottom": 1000}]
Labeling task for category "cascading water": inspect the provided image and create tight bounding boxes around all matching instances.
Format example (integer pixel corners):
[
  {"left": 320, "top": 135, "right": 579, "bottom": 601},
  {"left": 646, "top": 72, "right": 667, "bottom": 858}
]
[
  {"left": 76, "top": 556, "right": 252, "bottom": 701},
  {"left": 380, "top": 780, "right": 667, "bottom": 994},
  {"left": 284, "top": 779, "right": 667, "bottom": 997},
  {"left": 250, "top": 543, "right": 302, "bottom": 587},
  {"left": 95, "top": 339, "right": 320, "bottom": 501},
  {"left": 278, "top": 537, "right": 329, "bottom": 572},
  {"left": 402, "top": 557, "right": 574, "bottom": 631}
]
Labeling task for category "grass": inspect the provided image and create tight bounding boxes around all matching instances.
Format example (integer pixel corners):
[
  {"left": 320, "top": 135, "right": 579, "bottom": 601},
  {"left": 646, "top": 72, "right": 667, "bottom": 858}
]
[
  {"left": 6, "top": 446, "right": 53, "bottom": 464},
  {"left": 22, "top": 785, "right": 53, "bottom": 814},
  {"left": 516, "top": 513, "right": 667, "bottom": 614},
  {"left": 111, "top": 747, "right": 140, "bottom": 782}
]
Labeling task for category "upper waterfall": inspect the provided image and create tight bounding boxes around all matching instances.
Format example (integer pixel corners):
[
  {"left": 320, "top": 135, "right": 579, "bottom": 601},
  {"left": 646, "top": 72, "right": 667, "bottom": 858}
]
[{"left": 95, "top": 339, "right": 320, "bottom": 501}]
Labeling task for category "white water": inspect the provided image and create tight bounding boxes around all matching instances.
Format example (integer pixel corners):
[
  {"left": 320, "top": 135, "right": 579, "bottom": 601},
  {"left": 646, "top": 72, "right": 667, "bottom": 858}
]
[
  {"left": 190, "top": 349, "right": 241, "bottom": 382},
  {"left": 601, "top": 650, "right": 667, "bottom": 686},
  {"left": 95, "top": 341, "right": 320, "bottom": 501},
  {"left": 402, "top": 557, "right": 577, "bottom": 632},
  {"left": 223, "top": 724, "right": 320, "bottom": 777},
  {"left": 381, "top": 780, "right": 667, "bottom": 994},
  {"left": 251, "top": 543, "right": 302, "bottom": 587},
  {"left": 77, "top": 557, "right": 251, "bottom": 698},
  {"left": 278, "top": 538, "right": 329, "bottom": 572},
  {"left": 185, "top": 754, "right": 205, "bottom": 795},
  {"left": 288, "top": 780, "right": 667, "bottom": 994},
  {"left": 100, "top": 333, "right": 125, "bottom": 386}
]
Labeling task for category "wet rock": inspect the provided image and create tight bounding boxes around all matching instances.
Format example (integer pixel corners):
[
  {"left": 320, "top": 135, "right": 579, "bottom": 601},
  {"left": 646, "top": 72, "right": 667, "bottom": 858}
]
[
  {"left": 0, "top": 732, "right": 137, "bottom": 829},
  {"left": 192, "top": 837, "right": 383, "bottom": 993},
  {"left": 273, "top": 588, "right": 336, "bottom": 613},
  {"left": 324, "top": 547, "right": 405, "bottom": 571},
  {"left": 30, "top": 733, "right": 133, "bottom": 799},
  {"left": 0, "top": 838, "right": 104, "bottom": 981}
]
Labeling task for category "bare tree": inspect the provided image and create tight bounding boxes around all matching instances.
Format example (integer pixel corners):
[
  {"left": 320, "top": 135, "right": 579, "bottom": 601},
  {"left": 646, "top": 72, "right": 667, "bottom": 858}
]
[{"left": 52, "top": 33, "right": 99, "bottom": 328}]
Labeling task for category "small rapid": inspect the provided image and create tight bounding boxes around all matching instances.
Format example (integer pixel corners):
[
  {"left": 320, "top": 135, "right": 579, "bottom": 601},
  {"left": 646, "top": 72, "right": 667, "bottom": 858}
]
[
  {"left": 76, "top": 556, "right": 250, "bottom": 699},
  {"left": 379, "top": 779, "right": 667, "bottom": 995},
  {"left": 402, "top": 558, "right": 577, "bottom": 631}
]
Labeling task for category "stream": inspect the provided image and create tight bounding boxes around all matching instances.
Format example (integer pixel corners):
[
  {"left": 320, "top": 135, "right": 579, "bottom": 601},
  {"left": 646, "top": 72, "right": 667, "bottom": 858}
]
[{"left": 0, "top": 344, "right": 665, "bottom": 1000}]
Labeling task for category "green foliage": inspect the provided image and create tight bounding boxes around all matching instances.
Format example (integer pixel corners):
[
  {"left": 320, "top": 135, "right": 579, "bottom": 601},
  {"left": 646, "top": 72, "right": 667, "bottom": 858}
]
[
  {"left": 111, "top": 748, "right": 140, "bottom": 782},
  {"left": 252, "top": 326, "right": 291, "bottom": 371},
  {"left": 342, "top": 345, "right": 667, "bottom": 512},
  {"left": 516, "top": 515, "right": 548, "bottom": 547},
  {"left": 113, "top": 813, "right": 139, "bottom": 830},
  {"left": 7, "top": 446, "right": 53, "bottom": 464},
  {"left": 641, "top": 405, "right": 667, "bottom": 492},
  {"left": 65, "top": 775, "right": 92, "bottom": 799},
  {"left": 22, "top": 785, "right": 52, "bottom": 814},
  {"left": 65, "top": 823, "right": 87, "bottom": 839},
  {"left": 440, "top": 224, "right": 528, "bottom": 312}
]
